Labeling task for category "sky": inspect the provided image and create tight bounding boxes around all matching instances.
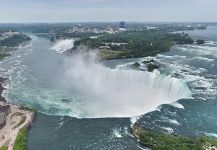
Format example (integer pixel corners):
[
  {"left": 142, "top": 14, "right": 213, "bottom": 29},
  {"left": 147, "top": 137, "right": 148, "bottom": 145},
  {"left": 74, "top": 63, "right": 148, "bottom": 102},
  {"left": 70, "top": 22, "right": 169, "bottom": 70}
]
[{"left": 0, "top": 0, "right": 217, "bottom": 23}]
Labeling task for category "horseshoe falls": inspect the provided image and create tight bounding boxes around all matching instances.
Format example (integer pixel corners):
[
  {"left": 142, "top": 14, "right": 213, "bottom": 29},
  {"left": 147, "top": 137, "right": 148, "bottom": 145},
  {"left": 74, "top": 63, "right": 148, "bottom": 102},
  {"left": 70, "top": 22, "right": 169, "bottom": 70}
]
[{"left": 1, "top": 37, "right": 191, "bottom": 118}]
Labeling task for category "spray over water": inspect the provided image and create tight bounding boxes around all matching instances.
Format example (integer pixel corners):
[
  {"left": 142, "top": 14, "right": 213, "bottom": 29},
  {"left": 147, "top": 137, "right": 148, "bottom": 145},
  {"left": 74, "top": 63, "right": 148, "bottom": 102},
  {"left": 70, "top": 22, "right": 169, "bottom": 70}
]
[
  {"left": 59, "top": 47, "right": 192, "bottom": 118},
  {"left": 3, "top": 38, "right": 192, "bottom": 118}
]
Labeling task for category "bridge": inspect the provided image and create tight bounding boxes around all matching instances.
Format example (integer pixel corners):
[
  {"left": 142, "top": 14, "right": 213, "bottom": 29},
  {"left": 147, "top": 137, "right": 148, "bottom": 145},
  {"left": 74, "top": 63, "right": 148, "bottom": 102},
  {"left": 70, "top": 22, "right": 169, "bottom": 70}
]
[{"left": 34, "top": 33, "right": 62, "bottom": 41}]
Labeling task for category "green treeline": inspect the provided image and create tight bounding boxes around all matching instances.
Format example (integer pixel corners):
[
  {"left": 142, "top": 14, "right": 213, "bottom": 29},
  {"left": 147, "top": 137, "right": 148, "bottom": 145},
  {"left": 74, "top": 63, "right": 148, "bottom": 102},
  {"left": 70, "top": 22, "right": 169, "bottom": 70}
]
[
  {"left": 13, "top": 128, "right": 27, "bottom": 150},
  {"left": 138, "top": 130, "right": 217, "bottom": 150},
  {"left": 75, "top": 30, "right": 193, "bottom": 59},
  {"left": 0, "top": 34, "right": 31, "bottom": 48}
]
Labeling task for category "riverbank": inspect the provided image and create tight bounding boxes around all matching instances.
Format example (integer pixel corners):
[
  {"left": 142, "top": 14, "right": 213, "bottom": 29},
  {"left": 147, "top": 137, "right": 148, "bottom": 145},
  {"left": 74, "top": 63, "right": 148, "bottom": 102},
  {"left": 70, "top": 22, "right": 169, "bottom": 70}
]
[
  {"left": 0, "top": 33, "right": 35, "bottom": 149},
  {"left": 132, "top": 124, "right": 217, "bottom": 150},
  {"left": 0, "top": 78, "right": 35, "bottom": 150}
]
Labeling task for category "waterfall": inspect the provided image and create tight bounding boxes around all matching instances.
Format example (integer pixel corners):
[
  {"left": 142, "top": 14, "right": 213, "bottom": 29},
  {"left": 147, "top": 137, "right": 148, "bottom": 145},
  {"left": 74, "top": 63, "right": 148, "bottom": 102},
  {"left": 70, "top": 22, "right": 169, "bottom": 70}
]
[
  {"left": 51, "top": 39, "right": 74, "bottom": 53},
  {"left": 2, "top": 38, "right": 192, "bottom": 118},
  {"left": 61, "top": 51, "right": 192, "bottom": 118}
]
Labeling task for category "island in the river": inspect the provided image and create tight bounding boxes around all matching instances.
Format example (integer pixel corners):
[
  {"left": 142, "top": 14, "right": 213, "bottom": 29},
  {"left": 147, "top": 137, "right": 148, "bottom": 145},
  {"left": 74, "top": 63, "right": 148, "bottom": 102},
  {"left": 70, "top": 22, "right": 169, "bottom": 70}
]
[
  {"left": 69, "top": 27, "right": 195, "bottom": 60},
  {"left": 132, "top": 123, "right": 217, "bottom": 150}
]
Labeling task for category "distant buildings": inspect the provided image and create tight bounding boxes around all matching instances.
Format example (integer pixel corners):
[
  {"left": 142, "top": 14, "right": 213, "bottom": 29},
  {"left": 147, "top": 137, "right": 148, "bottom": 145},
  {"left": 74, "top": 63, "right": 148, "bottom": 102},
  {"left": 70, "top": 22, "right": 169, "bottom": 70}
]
[
  {"left": 183, "top": 24, "right": 207, "bottom": 30},
  {"left": 119, "top": 21, "right": 126, "bottom": 28},
  {"left": 66, "top": 25, "right": 122, "bottom": 34},
  {"left": 146, "top": 26, "right": 158, "bottom": 30},
  {"left": 186, "top": 25, "right": 194, "bottom": 30},
  {"left": 99, "top": 46, "right": 111, "bottom": 49}
]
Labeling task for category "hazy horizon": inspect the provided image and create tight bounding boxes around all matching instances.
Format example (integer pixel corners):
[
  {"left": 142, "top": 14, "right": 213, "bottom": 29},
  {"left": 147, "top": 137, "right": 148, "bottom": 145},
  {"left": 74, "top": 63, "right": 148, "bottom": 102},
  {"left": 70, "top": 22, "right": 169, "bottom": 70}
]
[
  {"left": 0, "top": 21, "right": 217, "bottom": 24},
  {"left": 0, "top": 0, "right": 217, "bottom": 23}
]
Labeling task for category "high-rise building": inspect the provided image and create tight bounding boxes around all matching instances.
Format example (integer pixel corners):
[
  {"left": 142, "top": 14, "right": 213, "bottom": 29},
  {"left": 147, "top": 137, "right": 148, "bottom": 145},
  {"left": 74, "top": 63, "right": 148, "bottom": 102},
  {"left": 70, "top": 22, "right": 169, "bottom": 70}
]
[{"left": 119, "top": 21, "right": 126, "bottom": 28}]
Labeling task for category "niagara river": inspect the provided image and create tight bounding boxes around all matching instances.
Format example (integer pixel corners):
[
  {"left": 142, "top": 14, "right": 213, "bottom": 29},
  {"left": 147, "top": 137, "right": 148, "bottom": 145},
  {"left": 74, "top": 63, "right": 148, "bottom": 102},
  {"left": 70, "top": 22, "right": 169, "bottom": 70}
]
[{"left": 0, "top": 26, "right": 217, "bottom": 149}]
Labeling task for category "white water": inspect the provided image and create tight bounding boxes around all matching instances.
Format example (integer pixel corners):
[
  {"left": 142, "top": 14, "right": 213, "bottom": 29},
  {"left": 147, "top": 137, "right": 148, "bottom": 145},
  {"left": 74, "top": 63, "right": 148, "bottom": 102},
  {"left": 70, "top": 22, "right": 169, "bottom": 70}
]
[
  {"left": 112, "top": 128, "right": 122, "bottom": 138},
  {"left": 51, "top": 39, "right": 74, "bottom": 53},
  {"left": 59, "top": 50, "right": 191, "bottom": 118},
  {"left": 2, "top": 38, "right": 192, "bottom": 119}
]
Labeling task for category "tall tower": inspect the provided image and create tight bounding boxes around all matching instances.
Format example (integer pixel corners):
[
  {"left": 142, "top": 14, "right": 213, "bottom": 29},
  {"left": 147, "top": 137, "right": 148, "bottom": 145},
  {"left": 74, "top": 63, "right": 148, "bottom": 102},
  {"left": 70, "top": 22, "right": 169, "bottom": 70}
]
[{"left": 119, "top": 21, "right": 126, "bottom": 28}]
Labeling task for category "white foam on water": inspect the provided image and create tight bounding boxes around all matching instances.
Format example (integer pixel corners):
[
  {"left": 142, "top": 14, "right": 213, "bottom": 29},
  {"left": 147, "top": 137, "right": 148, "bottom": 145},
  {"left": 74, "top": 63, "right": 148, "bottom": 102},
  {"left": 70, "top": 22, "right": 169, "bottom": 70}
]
[
  {"left": 1, "top": 42, "right": 33, "bottom": 99},
  {"left": 193, "top": 56, "right": 215, "bottom": 62},
  {"left": 160, "top": 116, "right": 180, "bottom": 126},
  {"left": 205, "top": 132, "right": 217, "bottom": 138},
  {"left": 150, "top": 42, "right": 217, "bottom": 101},
  {"left": 58, "top": 120, "right": 64, "bottom": 129},
  {"left": 123, "top": 127, "right": 134, "bottom": 138},
  {"left": 196, "top": 97, "right": 207, "bottom": 101},
  {"left": 51, "top": 39, "right": 74, "bottom": 53},
  {"left": 137, "top": 145, "right": 148, "bottom": 150},
  {"left": 168, "top": 119, "right": 180, "bottom": 126},
  {"left": 3, "top": 49, "right": 191, "bottom": 118},
  {"left": 157, "top": 54, "right": 186, "bottom": 60},
  {"left": 181, "top": 44, "right": 217, "bottom": 57},
  {"left": 162, "top": 127, "right": 174, "bottom": 134},
  {"left": 170, "top": 102, "right": 185, "bottom": 109},
  {"left": 59, "top": 51, "right": 191, "bottom": 118},
  {"left": 112, "top": 128, "right": 122, "bottom": 138},
  {"left": 130, "top": 116, "right": 140, "bottom": 126},
  {"left": 4, "top": 38, "right": 209, "bottom": 119}
]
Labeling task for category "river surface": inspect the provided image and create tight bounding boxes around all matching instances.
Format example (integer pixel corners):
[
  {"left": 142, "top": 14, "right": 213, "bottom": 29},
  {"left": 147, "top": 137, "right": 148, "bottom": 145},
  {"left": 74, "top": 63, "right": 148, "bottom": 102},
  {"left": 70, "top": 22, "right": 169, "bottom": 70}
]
[{"left": 0, "top": 26, "right": 217, "bottom": 149}]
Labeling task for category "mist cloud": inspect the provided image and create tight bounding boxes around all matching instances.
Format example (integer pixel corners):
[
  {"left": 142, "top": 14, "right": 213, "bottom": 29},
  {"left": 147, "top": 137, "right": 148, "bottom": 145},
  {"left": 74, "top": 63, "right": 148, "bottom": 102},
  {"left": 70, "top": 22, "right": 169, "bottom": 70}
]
[{"left": 57, "top": 47, "right": 191, "bottom": 118}]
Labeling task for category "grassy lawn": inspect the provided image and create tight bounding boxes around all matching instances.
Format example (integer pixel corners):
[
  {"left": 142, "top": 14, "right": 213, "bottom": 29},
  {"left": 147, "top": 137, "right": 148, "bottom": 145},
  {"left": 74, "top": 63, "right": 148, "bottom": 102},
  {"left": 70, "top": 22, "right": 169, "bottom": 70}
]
[
  {"left": 98, "top": 49, "right": 127, "bottom": 60},
  {"left": 0, "top": 146, "right": 8, "bottom": 150},
  {"left": 13, "top": 128, "right": 27, "bottom": 150}
]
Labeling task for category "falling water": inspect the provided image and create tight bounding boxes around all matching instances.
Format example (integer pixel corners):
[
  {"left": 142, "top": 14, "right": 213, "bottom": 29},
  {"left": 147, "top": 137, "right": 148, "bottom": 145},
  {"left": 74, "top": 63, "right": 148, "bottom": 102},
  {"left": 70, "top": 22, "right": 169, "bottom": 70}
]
[
  {"left": 61, "top": 51, "right": 192, "bottom": 118},
  {"left": 1, "top": 37, "right": 192, "bottom": 118}
]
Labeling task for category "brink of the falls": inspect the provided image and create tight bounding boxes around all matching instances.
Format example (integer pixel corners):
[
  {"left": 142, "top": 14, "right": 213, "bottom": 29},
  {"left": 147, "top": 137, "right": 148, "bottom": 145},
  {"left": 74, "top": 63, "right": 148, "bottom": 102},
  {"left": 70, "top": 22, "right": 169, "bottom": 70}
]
[{"left": 60, "top": 51, "right": 192, "bottom": 118}]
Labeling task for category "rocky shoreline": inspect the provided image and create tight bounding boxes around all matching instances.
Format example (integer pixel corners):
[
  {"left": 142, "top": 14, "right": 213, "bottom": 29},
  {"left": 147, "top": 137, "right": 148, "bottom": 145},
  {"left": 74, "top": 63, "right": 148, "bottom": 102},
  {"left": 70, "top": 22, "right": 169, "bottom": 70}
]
[
  {"left": 0, "top": 32, "right": 35, "bottom": 149},
  {"left": 0, "top": 77, "right": 7, "bottom": 102},
  {"left": 0, "top": 66, "right": 36, "bottom": 150}
]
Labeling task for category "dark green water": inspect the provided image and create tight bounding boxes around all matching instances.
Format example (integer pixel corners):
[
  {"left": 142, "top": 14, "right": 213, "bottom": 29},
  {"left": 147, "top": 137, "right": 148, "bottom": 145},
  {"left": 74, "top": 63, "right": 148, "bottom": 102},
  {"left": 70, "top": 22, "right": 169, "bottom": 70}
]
[{"left": 27, "top": 113, "right": 141, "bottom": 150}]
